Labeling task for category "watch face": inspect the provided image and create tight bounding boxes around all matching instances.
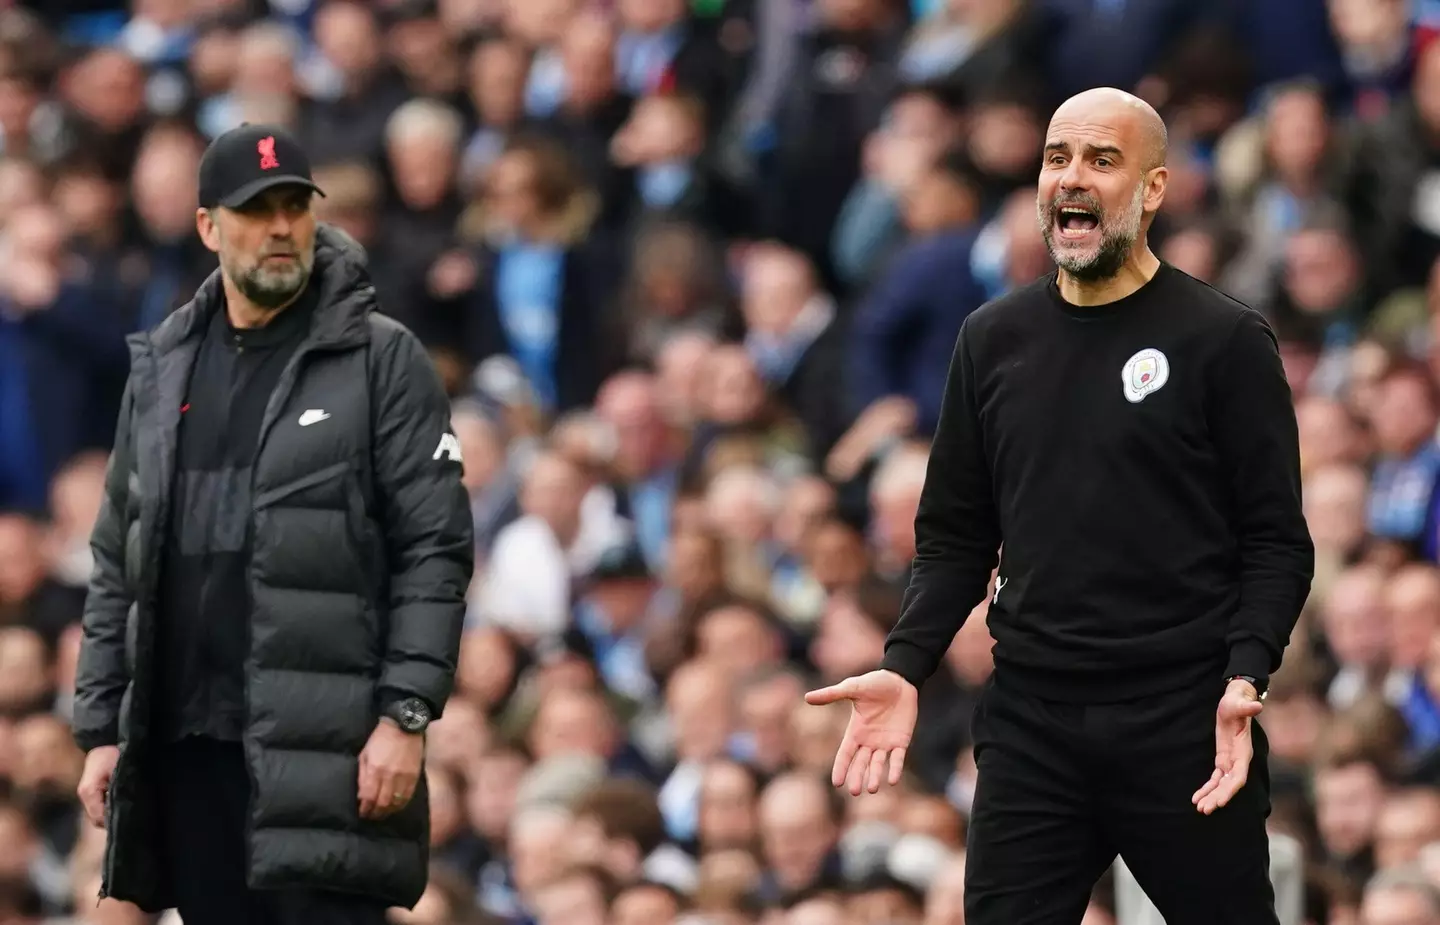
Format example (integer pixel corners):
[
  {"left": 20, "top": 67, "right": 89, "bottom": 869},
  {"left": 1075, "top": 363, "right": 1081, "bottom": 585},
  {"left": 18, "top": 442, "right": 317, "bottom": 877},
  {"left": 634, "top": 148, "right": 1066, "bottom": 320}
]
[{"left": 399, "top": 699, "right": 429, "bottom": 731}]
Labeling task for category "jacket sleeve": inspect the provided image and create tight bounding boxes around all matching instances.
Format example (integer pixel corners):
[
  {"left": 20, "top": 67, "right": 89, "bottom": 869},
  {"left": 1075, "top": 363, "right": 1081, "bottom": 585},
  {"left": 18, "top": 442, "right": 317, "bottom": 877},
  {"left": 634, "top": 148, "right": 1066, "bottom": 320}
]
[
  {"left": 1209, "top": 310, "right": 1315, "bottom": 689},
  {"left": 73, "top": 377, "right": 136, "bottom": 752},
  {"left": 879, "top": 317, "right": 1002, "bottom": 689},
  {"left": 371, "top": 326, "right": 475, "bottom": 718}
]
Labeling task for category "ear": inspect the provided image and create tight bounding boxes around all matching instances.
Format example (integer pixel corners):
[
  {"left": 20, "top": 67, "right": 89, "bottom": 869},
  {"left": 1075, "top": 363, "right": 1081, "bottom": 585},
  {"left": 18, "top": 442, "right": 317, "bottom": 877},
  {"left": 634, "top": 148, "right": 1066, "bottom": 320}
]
[
  {"left": 1143, "top": 166, "right": 1168, "bottom": 215},
  {"left": 195, "top": 208, "right": 221, "bottom": 254}
]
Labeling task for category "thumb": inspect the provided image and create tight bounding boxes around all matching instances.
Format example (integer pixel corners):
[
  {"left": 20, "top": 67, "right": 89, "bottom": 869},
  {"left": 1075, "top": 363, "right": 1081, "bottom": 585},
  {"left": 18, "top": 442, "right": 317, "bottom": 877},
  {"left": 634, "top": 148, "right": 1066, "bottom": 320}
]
[
  {"left": 1234, "top": 698, "right": 1264, "bottom": 718},
  {"left": 805, "top": 679, "right": 856, "bottom": 706}
]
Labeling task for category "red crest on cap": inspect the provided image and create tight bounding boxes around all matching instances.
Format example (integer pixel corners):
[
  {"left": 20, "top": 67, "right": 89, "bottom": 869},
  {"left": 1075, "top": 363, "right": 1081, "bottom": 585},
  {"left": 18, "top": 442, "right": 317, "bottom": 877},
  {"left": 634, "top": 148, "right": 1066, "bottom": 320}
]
[{"left": 257, "top": 136, "right": 279, "bottom": 170}]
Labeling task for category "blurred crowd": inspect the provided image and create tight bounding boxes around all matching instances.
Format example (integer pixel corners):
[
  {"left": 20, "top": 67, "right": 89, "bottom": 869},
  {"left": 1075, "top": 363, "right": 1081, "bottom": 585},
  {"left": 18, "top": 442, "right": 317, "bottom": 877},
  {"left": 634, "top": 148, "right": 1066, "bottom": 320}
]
[{"left": 9, "top": 0, "right": 1440, "bottom": 924}]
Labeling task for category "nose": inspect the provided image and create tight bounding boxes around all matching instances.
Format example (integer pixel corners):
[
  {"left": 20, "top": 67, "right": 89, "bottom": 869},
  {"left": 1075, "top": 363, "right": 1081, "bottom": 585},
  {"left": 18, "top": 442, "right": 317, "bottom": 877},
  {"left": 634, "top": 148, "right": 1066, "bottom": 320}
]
[
  {"left": 263, "top": 207, "right": 295, "bottom": 241},
  {"left": 1058, "top": 158, "right": 1090, "bottom": 194}
]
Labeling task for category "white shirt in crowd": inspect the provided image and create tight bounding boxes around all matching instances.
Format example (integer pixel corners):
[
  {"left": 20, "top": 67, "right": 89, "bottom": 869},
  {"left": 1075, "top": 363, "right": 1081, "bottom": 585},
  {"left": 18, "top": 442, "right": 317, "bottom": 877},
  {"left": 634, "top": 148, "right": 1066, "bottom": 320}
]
[{"left": 470, "top": 485, "right": 629, "bottom": 637}]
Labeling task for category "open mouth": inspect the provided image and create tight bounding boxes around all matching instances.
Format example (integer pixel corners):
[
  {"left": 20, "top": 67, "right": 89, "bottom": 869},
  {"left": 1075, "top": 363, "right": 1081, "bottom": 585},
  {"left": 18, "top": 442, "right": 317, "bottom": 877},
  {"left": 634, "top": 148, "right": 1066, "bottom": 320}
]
[{"left": 1055, "top": 206, "right": 1100, "bottom": 240}]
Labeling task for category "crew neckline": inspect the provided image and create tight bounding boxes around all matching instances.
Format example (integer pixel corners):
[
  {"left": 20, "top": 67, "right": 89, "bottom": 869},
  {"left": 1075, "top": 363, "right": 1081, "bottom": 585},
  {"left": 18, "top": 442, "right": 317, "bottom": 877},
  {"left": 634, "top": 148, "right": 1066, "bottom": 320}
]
[{"left": 1046, "top": 261, "right": 1174, "bottom": 321}]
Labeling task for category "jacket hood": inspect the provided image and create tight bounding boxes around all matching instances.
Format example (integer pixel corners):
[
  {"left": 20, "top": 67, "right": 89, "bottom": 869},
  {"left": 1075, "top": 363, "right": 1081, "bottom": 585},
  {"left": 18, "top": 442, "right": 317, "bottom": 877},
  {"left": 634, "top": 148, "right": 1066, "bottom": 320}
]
[{"left": 139, "top": 223, "right": 379, "bottom": 354}]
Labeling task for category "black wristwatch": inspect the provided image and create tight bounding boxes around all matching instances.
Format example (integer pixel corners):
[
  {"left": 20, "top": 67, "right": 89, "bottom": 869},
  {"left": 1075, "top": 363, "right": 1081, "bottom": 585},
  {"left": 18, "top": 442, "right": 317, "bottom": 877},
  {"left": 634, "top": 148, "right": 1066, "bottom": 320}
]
[
  {"left": 1225, "top": 675, "right": 1268, "bottom": 700},
  {"left": 382, "top": 697, "right": 432, "bottom": 734}
]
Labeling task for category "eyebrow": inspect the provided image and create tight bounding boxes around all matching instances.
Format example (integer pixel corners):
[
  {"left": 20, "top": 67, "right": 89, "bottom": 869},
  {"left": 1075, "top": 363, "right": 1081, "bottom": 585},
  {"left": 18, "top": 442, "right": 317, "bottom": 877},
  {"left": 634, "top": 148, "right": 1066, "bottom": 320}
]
[{"left": 1044, "top": 141, "right": 1125, "bottom": 161}]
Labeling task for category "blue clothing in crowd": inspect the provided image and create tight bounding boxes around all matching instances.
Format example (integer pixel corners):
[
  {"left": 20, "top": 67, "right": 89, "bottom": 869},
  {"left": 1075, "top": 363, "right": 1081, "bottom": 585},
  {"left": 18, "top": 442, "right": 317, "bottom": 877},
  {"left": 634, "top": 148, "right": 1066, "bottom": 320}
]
[
  {"left": 848, "top": 229, "right": 988, "bottom": 433},
  {"left": 495, "top": 243, "right": 566, "bottom": 412},
  {"left": 0, "top": 285, "right": 130, "bottom": 512}
]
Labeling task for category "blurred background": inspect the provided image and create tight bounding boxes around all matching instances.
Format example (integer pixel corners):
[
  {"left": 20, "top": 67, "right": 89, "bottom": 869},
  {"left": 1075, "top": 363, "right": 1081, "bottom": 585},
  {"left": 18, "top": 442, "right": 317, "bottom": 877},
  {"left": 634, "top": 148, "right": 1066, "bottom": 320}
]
[{"left": 0, "top": 0, "right": 1437, "bottom": 923}]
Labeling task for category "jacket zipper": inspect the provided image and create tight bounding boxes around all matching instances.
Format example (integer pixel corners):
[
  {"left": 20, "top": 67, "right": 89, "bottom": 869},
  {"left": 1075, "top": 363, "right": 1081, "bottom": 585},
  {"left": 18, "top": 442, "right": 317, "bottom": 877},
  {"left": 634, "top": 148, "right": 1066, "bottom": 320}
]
[{"left": 242, "top": 339, "right": 326, "bottom": 882}]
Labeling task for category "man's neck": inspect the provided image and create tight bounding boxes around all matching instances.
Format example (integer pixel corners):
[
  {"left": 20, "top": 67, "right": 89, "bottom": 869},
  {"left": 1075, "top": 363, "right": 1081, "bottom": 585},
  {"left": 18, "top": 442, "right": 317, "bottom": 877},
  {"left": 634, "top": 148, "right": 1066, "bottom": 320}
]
[
  {"left": 1056, "top": 246, "right": 1161, "bottom": 307},
  {"left": 548, "top": 518, "right": 580, "bottom": 550}
]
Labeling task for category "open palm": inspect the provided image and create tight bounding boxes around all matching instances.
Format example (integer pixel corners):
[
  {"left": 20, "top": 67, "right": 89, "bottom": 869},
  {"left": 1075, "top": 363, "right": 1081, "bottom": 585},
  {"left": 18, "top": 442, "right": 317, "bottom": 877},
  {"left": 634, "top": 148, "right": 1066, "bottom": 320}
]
[
  {"left": 1192, "top": 680, "right": 1265, "bottom": 815},
  {"left": 805, "top": 669, "right": 919, "bottom": 795}
]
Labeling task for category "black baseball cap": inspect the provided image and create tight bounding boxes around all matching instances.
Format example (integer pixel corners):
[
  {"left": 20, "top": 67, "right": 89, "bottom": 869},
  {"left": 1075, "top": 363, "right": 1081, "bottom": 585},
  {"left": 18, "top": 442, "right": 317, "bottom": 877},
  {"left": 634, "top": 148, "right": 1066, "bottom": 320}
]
[
  {"left": 198, "top": 123, "right": 325, "bottom": 210},
  {"left": 591, "top": 539, "right": 652, "bottom": 582}
]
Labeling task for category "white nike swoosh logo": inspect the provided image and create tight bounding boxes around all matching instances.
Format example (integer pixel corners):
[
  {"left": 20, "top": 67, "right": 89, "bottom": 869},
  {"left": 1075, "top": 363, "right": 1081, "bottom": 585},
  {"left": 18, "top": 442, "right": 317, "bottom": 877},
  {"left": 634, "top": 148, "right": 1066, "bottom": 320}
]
[{"left": 298, "top": 412, "right": 330, "bottom": 426}]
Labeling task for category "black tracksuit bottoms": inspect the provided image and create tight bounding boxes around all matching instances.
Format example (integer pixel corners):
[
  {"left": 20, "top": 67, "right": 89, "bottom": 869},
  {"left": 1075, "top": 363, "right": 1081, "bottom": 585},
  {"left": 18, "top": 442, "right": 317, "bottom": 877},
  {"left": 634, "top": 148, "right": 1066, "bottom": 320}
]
[
  {"left": 156, "top": 737, "right": 389, "bottom": 925},
  {"left": 963, "top": 672, "right": 1279, "bottom": 925}
]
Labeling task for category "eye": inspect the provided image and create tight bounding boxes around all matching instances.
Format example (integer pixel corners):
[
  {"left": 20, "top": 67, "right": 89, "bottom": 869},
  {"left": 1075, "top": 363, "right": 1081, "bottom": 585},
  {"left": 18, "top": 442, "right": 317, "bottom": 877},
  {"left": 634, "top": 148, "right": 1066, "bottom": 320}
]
[{"left": 1095, "top": 157, "right": 1112, "bottom": 168}]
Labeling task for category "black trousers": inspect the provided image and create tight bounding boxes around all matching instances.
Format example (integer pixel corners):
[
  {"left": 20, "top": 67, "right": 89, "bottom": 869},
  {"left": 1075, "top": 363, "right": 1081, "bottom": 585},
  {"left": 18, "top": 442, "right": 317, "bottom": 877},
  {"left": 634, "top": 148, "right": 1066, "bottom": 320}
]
[
  {"left": 964, "top": 673, "right": 1278, "bottom": 925},
  {"left": 155, "top": 737, "right": 389, "bottom": 925}
]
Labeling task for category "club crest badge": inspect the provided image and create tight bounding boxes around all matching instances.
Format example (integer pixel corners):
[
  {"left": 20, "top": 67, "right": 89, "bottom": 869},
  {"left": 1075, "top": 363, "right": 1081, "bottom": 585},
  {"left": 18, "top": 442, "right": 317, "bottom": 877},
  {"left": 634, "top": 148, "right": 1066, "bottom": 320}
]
[{"left": 1121, "top": 348, "right": 1169, "bottom": 403}]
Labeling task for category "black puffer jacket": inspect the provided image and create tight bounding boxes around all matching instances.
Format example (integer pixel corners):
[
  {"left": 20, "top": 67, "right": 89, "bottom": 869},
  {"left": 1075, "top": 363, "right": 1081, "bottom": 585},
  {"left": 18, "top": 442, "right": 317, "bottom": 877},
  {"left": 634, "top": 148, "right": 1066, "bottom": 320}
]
[{"left": 72, "top": 225, "right": 474, "bottom": 911}]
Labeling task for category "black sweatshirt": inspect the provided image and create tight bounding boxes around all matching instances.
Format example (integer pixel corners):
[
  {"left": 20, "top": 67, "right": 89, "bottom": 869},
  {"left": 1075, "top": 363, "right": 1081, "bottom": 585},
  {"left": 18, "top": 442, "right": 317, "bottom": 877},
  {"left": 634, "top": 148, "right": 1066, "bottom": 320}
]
[{"left": 880, "top": 263, "right": 1314, "bottom": 703}]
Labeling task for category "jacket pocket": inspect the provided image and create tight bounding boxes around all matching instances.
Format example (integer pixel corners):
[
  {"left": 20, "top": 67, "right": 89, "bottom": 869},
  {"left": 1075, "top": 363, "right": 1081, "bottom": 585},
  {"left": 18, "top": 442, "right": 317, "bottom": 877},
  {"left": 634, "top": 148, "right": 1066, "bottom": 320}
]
[
  {"left": 341, "top": 475, "right": 384, "bottom": 660},
  {"left": 253, "top": 460, "right": 351, "bottom": 509}
]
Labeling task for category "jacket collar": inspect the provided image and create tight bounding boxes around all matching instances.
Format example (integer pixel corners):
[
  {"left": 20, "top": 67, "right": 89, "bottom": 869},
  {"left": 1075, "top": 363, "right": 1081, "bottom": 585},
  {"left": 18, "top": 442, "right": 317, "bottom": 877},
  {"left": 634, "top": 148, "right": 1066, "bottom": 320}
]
[{"left": 131, "top": 223, "right": 377, "bottom": 356}]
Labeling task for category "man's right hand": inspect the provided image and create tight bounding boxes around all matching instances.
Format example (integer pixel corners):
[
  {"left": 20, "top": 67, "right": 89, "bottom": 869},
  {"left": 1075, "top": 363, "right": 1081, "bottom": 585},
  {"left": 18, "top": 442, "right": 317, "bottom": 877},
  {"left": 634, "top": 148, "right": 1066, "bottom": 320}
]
[
  {"left": 804, "top": 670, "right": 918, "bottom": 796},
  {"left": 77, "top": 746, "right": 120, "bottom": 829}
]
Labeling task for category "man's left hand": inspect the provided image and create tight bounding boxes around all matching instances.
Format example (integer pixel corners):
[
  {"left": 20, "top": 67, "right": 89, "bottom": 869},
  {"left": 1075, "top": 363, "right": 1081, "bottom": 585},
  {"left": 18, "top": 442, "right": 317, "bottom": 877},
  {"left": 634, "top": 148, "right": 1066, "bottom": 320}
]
[
  {"left": 1191, "top": 678, "right": 1265, "bottom": 815},
  {"left": 357, "top": 719, "right": 424, "bottom": 820}
]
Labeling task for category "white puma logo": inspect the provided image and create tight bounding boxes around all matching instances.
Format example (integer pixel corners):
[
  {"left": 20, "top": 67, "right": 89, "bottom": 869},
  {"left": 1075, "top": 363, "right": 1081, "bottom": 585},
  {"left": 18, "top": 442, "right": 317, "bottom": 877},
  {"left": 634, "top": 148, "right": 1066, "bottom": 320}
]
[{"left": 993, "top": 576, "right": 1008, "bottom": 605}]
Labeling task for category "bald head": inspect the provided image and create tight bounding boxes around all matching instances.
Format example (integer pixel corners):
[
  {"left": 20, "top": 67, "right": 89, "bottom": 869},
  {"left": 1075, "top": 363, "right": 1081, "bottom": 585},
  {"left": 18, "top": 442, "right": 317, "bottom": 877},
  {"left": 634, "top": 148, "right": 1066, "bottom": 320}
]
[{"left": 1051, "top": 87, "right": 1168, "bottom": 172}]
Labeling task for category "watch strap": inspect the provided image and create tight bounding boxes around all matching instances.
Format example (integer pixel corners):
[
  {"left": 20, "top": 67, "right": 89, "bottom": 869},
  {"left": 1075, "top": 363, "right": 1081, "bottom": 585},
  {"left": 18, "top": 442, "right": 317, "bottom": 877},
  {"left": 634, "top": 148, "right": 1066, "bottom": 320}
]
[{"left": 1225, "top": 674, "right": 1267, "bottom": 700}]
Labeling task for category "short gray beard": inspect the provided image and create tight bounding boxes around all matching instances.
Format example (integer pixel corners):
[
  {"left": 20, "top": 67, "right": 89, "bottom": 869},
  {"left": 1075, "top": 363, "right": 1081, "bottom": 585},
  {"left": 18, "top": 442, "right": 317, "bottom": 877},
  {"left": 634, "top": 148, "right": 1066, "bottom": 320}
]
[
  {"left": 220, "top": 242, "right": 314, "bottom": 309},
  {"left": 1039, "top": 182, "right": 1146, "bottom": 282}
]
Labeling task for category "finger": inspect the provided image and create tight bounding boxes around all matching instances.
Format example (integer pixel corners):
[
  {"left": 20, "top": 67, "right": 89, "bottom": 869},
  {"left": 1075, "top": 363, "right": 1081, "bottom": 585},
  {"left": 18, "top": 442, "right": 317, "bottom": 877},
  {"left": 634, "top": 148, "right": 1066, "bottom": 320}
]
[
  {"left": 1191, "top": 768, "right": 1223, "bottom": 805},
  {"left": 1199, "top": 748, "right": 1252, "bottom": 813},
  {"left": 393, "top": 772, "right": 418, "bottom": 808},
  {"left": 372, "top": 769, "right": 397, "bottom": 818},
  {"left": 805, "top": 682, "right": 852, "bottom": 706},
  {"left": 831, "top": 729, "right": 859, "bottom": 789},
  {"left": 1199, "top": 769, "right": 1248, "bottom": 814},
  {"left": 847, "top": 747, "right": 872, "bottom": 796},
  {"left": 1230, "top": 700, "right": 1264, "bottom": 719},
  {"left": 887, "top": 747, "right": 907, "bottom": 787},
  {"left": 865, "top": 748, "right": 887, "bottom": 793},
  {"left": 1210, "top": 751, "right": 1253, "bottom": 810},
  {"left": 357, "top": 758, "right": 378, "bottom": 819}
]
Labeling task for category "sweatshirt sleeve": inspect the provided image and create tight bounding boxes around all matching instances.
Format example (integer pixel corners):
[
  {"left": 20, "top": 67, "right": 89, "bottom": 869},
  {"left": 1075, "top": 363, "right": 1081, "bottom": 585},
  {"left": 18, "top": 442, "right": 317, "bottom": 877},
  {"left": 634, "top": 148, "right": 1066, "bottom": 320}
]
[
  {"left": 880, "top": 317, "right": 1001, "bottom": 689},
  {"left": 1209, "top": 309, "right": 1315, "bottom": 689}
]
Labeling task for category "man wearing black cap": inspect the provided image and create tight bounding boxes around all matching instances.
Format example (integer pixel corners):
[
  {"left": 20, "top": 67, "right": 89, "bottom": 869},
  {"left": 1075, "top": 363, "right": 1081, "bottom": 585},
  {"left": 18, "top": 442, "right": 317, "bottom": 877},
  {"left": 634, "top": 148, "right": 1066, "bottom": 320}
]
[{"left": 71, "top": 124, "right": 474, "bottom": 923}]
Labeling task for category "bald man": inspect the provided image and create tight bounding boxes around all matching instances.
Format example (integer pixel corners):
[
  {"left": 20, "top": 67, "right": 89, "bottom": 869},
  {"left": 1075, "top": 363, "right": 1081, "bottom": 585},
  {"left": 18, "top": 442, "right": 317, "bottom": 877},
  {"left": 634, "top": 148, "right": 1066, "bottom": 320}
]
[{"left": 808, "top": 88, "right": 1313, "bottom": 924}]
